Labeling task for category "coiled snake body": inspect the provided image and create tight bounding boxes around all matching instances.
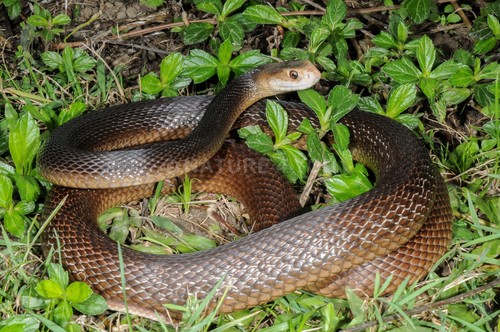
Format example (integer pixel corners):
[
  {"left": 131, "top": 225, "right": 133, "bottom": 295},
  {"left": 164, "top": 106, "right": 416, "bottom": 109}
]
[{"left": 39, "top": 61, "right": 452, "bottom": 323}]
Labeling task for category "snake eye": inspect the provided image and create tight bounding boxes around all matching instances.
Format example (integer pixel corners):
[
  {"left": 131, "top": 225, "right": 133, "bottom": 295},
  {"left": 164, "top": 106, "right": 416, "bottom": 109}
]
[{"left": 289, "top": 70, "right": 299, "bottom": 79}]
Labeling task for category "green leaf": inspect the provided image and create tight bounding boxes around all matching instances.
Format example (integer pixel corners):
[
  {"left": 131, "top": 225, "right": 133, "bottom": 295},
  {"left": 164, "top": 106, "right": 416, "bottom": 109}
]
[
  {"left": 218, "top": 39, "right": 233, "bottom": 65},
  {"left": 331, "top": 123, "right": 350, "bottom": 151},
  {"left": 386, "top": 83, "right": 417, "bottom": 118},
  {"left": 8, "top": 112, "right": 40, "bottom": 174},
  {"left": 306, "top": 132, "right": 324, "bottom": 162},
  {"left": 281, "top": 145, "right": 308, "bottom": 182},
  {"left": 395, "top": 113, "right": 420, "bottom": 129},
  {"left": 52, "top": 14, "right": 71, "bottom": 26},
  {"left": 73, "top": 52, "right": 96, "bottom": 73},
  {"left": 217, "top": 64, "right": 231, "bottom": 86},
  {"left": 416, "top": 35, "right": 435, "bottom": 77},
  {"left": 309, "top": 25, "right": 330, "bottom": 53},
  {"left": 230, "top": 50, "right": 270, "bottom": 76},
  {"left": 141, "top": 73, "right": 163, "bottom": 94},
  {"left": 358, "top": 96, "right": 384, "bottom": 114},
  {"left": 184, "top": 49, "right": 219, "bottom": 83},
  {"left": 449, "top": 67, "right": 475, "bottom": 87},
  {"left": 372, "top": 31, "right": 398, "bottom": 49},
  {"left": 243, "top": 5, "right": 284, "bottom": 25},
  {"left": 402, "top": 0, "right": 432, "bottom": 24},
  {"left": 442, "top": 88, "right": 472, "bottom": 105},
  {"left": 180, "top": 22, "right": 214, "bottom": 45},
  {"left": 419, "top": 77, "right": 437, "bottom": 99},
  {"left": 243, "top": 132, "right": 274, "bottom": 155},
  {"left": 72, "top": 293, "right": 108, "bottom": 315},
  {"left": 221, "top": 0, "right": 246, "bottom": 19},
  {"left": 325, "top": 164, "right": 372, "bottom": 202},
  {"left": 160, "top": 52, "right": 184, "bottom": 84},
  {"left": 477, "top": 62, "right": 500, "bottom": 80},
  {"left": 178, "top": 234, "right": 216, "bottom": 252},
  {"left": 265, "top": 100, "right": 288, "bottom": 144},
  {"left": 58, "top": 101, "right": 87, "bottom": 126},
  {"left": 66, "top": 282, "right": 93, "bottom": 303},
  {"left": 13, "top": 174, "right": 40, "bottom": 202},
  {"left": 473, "top": 37, "right": 497, "bottom": 55},
  {"left": 430, "top": 60, "right": 463, "bottom": 80},
  {"left": 219, "top": 20, "right": 244, "bottom": 45},
  {"left": 54, "top": 301, "right": 73, "bottom": 325},
  {"left": 196, "top": 0, "right": 222, "bottom": 15},
  {"left": 41, "top": 51, "right": 63, "bottom": 69},
  {"left": 36, "top": 280, "right": 64, "bottom": 299},
  {"left": 298, "top": 89, "right": 326, "bottom": 120},
  {"left": 328, "top": 86, "right": 359, "bottom": 123},
  {"left": 487, "top": 14, "right": 500, "bottom": 37},
  {"left": 47, "top": 263, "right": 69, "bottom": 289},
  {"left": 4, "top": 209, "right": 26, "bottom": 237},
  {"left": 383, "top": 57, "right": 421, "bottom": 83},
  {"left": 323, "top": 0, "right": 346, "bottom": 29},
  {"left": 0, "top": 174, "right": 13, "bottom": 208},
  {"left": 396, "top": 21, "right": 409, "bottom": 43},
  {"left": 27, "top": 14, "right": 49, "bottom": 27}
]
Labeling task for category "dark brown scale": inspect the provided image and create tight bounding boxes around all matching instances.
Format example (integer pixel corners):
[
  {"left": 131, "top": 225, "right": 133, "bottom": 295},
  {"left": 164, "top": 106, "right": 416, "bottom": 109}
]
[{"left": 39, "top": 61, "right": 451, "bottom": 323}]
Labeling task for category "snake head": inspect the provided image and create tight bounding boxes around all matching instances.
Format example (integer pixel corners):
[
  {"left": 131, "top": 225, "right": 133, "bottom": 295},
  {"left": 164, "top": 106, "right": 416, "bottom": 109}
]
[{"left": 256, "top": 60, "right": 321, "bottom": 95}]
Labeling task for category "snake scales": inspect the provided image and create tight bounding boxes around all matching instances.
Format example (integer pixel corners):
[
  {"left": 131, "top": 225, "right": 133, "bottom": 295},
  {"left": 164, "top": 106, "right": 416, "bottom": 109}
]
[{"left": 39, "top": 61, "right": 452, "bottom": 323}]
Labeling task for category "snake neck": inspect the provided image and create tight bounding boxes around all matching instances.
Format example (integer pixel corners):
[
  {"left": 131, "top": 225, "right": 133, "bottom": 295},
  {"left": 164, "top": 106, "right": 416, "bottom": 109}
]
[{"left": 187, "top": 73, "right": 261, "bottom": 150}]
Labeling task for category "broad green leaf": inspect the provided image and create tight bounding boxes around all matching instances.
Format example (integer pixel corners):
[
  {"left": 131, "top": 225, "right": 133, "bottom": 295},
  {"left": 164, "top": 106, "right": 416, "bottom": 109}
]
[
  {"left": 383, "top": 57, "right": 421, "bottom": 84},
  {"left": 243, "top": 5, "right": 284, "bottom": 25},
  {"left": 73, "top": 52, "right": 96, "bottom": 73},
  {"left": 57, "top": 101, "right": 86, "bottom": 125},
  {"left": 402, "top": 0, "right": 432, "bottom": 24},
  {"left": 419, "top": 77, "right": 437, "bottom": 99},
  {"left": 487, "top": 14, "right": 500, "bottom": 37},
  {"left": 331, "top": 123, "right": 350, "bottom": 151},
  {"left": 178, "top": 234, "right": 216, "bottom": 252},
  {"left": 474, "top": 37, "right": 497, "bottom": 55},
  {"left": 184, "top": 49, "right": 219, "bottom": 83},
  {"left": 0, "top": 315, "right": 40, "bottom": 332},
  {"left": 477, "top": 62, "right": 500, "bottom": 80},
  {"left": 395, "top": 113, "right": 420, "bottom": 130},
  {"left": 66, "top": 282, "right": 93, "bottom": 303},
  {"left": 41, "top": 51, "right": 63, "bottom": 69},
  {"left": 47, "top": 263, "right": 69, "bottom": 289},
  {"left": 474, "top": 84, "right": 495, "bottom": 107},
  {"left": 430, "top": 60, "right": 463, "bottom": 80},
  {"left": 442, "top": 88, "right": 472, "bottom": 105},
  {"left": 218, "top": 39, "right": 233, "bottom": 65},
  {"left": 217, "top": 64, "right": 231, "bottom": 86},
  {"left": 281, "top": 145, "right": 308, "bottom": 182},
  {"left": 221, "top": 0, "right": 246, "bottom": 19},
  {"left": 298, "top": 89, "right": 326, "bottom": 120},
  {"left": 328, "top": 86, "right": 359, "bottom": 123},
  {"left": 141, "top": 74, "right": 163, "bottom": 94},
  {"left": 372, "top": 31, "right": 398, "bottom": 49},
  {"left": 180, "top": 22, "right": 214, "bottom": 45},
  {"left": 9, "top": 112, "right": 40, "bottom": 174},
  {"left": 243, "top": 131, "right": 274, "bottom": 154},
  {"left": 13, "top": 174, "right": 40, "bottom": 202},
  {"left": 160, "top": 52, "right": 184, "bottom": 84},
  {"left": 449, "top": 67, "right": 475, "bottom": 87},
  {"left": 27, "top": 14, "right": 48, "bottom": 27},
  {"left": 0, "top": 174, "right": 13, "bottom": 208},
  {"left": 52, "top": 14, "right": 71, "bottom": 26},
  {"left": 306, "top": 132, "right": 324, "bottom": 162},
  {"left": 219, "top": 20, "right": 244, "bottom": 45},
  {"left": 4, "top": 209, "right": 25, "bottom": 237},
  {"left": 196, "top": 0, "right": 222, "bottom": 15},
  {"left": 309, "top": 25, "right": 330, "bottom": 53},
  {"left": 417, "top": 35, "right": 435, "bottom": 77},
  {"left": 358, "top": 96, "right": 384, "bottom": 114},
  {"left": 36, "top": 280, "right": 64, "bottom": 299},
  {"left": 53, "top": 301, "right": 73, "bottom": 325},
  {"left": 265, "top": 100, "right": 288, "bottom": 144},
  {"left": 396, "top": 21, "right": 408, "bottom": 43},
  {"left": 72, "top": 293, "right": 108, "bottom": 315},
  {"left": 323, "top": 0, "right": 346, "bottom": 29},
  {"left": 386, "top": 83, "right": 417, "bottom": 118},
  {"left": 230, "top": 51, "right": 271, "bottom": 75},
  {"left": 282, "top": 30, "right": 301, "bottom": 48},
  {"left": 325, "top": 164, "right": 372, "bottom": 202}
]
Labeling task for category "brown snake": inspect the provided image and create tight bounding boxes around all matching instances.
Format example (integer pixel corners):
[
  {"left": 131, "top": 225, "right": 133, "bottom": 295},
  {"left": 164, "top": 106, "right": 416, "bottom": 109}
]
[{"left": 39, "top": 61, "right": 452, "bottom": 323}]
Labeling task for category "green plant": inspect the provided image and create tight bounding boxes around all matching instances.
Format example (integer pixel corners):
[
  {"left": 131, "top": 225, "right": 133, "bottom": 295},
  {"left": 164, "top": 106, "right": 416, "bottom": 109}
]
[
  {"left": 21, "top": 263, "right": 107, "bottom": 329},
  {"left": 26, "top": 3, "right": 71, "bottom": 43}
]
